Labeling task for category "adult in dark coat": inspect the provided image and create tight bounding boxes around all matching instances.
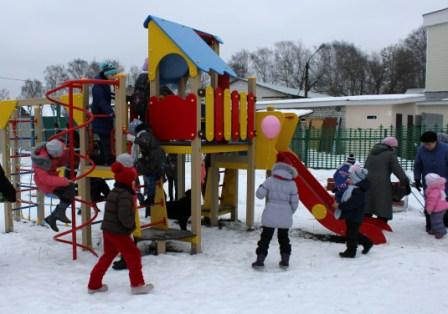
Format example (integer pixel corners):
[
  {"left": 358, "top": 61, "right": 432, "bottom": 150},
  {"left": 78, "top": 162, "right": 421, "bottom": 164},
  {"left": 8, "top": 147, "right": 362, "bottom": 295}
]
[
  {"left": 91, "top": 63, "right": 119, "bottom": 165},
  {"left": 365, "top": 136, "right": 409, "bottom": 221},
  {"left": 0, "top": 163, "right": 16, "bottom": 202},
  {"left": 414, "top": 131, "right": 448, "bottom": 230}
]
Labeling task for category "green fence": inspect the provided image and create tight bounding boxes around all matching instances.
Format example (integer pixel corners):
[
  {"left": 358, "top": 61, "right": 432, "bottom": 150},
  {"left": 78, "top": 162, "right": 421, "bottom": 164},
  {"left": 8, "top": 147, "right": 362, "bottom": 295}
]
[{"left": 291, "top": 125, "right": 448, "bottom": 170}]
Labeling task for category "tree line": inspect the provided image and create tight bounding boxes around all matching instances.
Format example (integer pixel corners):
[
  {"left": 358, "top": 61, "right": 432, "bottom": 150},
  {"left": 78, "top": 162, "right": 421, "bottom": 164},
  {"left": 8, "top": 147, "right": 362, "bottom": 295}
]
[{"left": 228, "top": 26, "right": 426, "bottom": 96}]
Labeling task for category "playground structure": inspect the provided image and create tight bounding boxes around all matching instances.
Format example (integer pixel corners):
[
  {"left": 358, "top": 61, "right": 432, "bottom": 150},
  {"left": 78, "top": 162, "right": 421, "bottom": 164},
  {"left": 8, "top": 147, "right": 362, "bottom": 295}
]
[{"left": 0, "top": 15, "right": 392, "bottom": 260}]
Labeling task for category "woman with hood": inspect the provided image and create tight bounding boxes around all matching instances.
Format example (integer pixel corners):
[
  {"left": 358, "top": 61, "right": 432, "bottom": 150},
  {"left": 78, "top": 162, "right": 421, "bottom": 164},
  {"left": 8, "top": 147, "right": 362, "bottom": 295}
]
[{"left": 364, "top": 136, "right": 409, "bottom": 221}]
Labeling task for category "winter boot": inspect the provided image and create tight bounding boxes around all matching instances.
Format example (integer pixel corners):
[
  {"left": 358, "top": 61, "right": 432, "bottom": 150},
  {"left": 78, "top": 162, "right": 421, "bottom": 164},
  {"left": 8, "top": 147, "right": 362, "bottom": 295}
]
[
  {"left": 112, "top": 257, "right": 128, "bottom": 270},
  {"left": 131, "top": 283, "right": 154, "bottom": 295},
  {"left": 361, "top": 240, "right": 373, "bottom": 255},
  {"left": 251, "top": 254, "right": 266, "bottom": 269},
  {"left": 88, "top": 284, "right": 108, "bottom": 294},
  {"left": 44, "top": 214, "right": 59, "bottom": 232},
  {"left": 339, "top": 247, "right": 356, "bottom": 258},
  {"left": 279, "top": 253, "right": 290, "bottom": 269},
  {"left": 53, "top": 203, "right": 71, "bottom": 224}
]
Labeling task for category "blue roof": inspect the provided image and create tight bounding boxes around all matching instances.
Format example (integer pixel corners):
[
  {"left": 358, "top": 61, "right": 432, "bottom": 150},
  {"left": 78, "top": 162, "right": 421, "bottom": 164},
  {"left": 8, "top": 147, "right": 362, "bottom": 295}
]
[{"left": 143, "top": 15, "right": 236, "bottom": 78}]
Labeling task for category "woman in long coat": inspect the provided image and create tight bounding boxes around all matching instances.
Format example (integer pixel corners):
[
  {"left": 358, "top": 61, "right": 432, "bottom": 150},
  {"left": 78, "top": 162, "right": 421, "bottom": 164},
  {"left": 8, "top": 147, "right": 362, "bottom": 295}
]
[{"left": 365, "top": 136, "right": 409, "bottom": 221}]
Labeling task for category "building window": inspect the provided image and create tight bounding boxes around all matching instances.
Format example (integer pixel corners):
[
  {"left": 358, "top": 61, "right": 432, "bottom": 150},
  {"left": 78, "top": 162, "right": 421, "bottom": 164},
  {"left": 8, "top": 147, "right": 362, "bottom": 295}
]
[{"left": 366, "top": 115, "right": 377, "bottom": 120}]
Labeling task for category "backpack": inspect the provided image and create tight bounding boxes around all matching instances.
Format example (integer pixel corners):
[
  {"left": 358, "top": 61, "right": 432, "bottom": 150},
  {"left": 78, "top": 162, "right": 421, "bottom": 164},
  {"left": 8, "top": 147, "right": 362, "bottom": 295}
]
[{"left": 131, "top": 73, "right": 150, "bottom": 118}]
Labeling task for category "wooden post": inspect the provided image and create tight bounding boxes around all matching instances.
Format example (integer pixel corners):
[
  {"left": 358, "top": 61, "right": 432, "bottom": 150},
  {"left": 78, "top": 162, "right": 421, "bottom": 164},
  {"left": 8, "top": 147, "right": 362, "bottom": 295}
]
[
  {"left": 34, "top": 105, "right": 45, "bottom": 224},
  {"left": 209, "top": 154, "right": 219, "bottom": 226},
  {"left": 231, "top": 169, "right": 239, "bottom": 221},
  {"left": 190, "top": 75, "right": 202, "bottom": 253},
  {"left": 79, "top": 82, "right": 92, "bottom": 248},
  {"left": 1, "top": 128, "right": 13, "bottom": 232},
  {"left": 176, "top": 76, "right": 187, "bottom": 199},
  {"left": 115, "top": 75, "right": 128, "bottom": 155},
  {"left": 246, "top": 77, "right": 256, "bottom": 229}
]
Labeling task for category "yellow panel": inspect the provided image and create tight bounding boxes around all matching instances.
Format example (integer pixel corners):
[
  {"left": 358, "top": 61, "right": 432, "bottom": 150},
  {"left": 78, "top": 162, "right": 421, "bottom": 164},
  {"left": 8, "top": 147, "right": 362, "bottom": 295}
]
[
  {"left": 223, "top": 89, "right": 231, "bottom": 141},
  {"left": 161, "top": 144, "right": 249, "bottom": 154},
  {"left": 0, "top": 100, "right": 17, "bottom": 129},
  {"left": 239, "top": 92, "right": 247, "bottom": 140},
  {"left": 148, "top": 21, "right": 198, "bottom": 81},
  {"left": 254, "top": 111, "right": 284, "bottom": 170},
  {"left": 276, "top": 112, "right": 299, "bottom": 152},
  {"left": 150, "top": 180, "right": 169, "bottom": 229},
  {"left": 205, "top": 86, "right": 214, "bottom": 141},
  {"left": 86, "top": 166, "right": 114, "bottom": 179},
  {"left": 59, "top": 94, "right": 84, "bottom": 125},
  {"left": 133, "top": 209, "right": 142, "bottom": 238}
]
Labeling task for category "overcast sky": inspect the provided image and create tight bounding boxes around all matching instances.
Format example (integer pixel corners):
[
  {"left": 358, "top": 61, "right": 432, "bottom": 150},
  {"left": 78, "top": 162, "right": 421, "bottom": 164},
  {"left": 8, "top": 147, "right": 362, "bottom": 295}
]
[{"left": 1, "top": 0, "right": 447, "bottom": 97}]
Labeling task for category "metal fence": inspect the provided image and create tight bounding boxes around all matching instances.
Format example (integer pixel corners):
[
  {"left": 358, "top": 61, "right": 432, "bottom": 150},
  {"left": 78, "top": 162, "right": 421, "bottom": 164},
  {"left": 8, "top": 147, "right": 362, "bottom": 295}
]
[{"left": 291, "top": 125, "right": 448, "bottom": 170}]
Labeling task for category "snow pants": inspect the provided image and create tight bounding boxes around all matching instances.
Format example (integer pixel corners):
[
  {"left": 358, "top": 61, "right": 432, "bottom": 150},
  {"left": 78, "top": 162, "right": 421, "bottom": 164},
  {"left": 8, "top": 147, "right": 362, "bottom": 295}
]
[{"left": 256, "top": 226, "right": 291, "bottom": 256}]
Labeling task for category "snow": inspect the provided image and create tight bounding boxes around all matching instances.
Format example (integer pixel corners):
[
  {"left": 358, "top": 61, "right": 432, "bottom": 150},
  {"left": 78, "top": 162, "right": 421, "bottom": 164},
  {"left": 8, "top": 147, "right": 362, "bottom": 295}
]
[{"left": 1, "top": 167, "right": 448, "bottom": 314}]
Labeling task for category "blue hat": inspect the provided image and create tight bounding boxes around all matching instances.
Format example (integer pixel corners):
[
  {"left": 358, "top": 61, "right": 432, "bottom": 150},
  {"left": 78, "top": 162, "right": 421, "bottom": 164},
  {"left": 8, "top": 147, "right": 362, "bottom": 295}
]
[{"left": 100, "top": 62, "right": 119, "bottom": 77}]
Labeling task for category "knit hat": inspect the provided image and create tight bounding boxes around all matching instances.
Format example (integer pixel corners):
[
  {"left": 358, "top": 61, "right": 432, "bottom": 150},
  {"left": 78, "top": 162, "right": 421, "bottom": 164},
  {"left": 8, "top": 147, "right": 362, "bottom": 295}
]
[
  {"left": 382, "top": 136, "right": 398, "bottom": 148},
  {"left": 142, "top": 58, "right": 148, "bottom": 71},
  {"left": 111, "top": 153, "right": 137, "bottom": 187},
  {"left": 346, "top": 153, "right": 356, "bottom": 165},
  {"left": 100, "top": 62, "right": 119, "bottom": 77},
  {"left": 349, "top": 165, "right": 368, "bottom": 184},
  {"left": 420, "top": 131, "right": 437, "bottom": 143},
  {"left": 128, "top": 119, "right": 143, "bottom": 135},
  {"left": 425, "top": 173, "right": 446, "bottom": 187},
  {"left": 45, "top": 139, "right": 65, "bottom": 158}
]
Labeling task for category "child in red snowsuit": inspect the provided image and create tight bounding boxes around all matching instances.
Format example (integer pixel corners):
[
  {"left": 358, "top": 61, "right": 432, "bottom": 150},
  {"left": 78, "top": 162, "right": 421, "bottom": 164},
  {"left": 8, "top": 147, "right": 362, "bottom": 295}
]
[{"left": 88, "top": 153, "right": 153, "bottom": 295}]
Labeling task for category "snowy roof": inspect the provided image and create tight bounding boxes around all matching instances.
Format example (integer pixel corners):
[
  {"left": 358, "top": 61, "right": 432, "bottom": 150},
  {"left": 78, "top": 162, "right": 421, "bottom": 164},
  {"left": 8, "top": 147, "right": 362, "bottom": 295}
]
[
  {"left": 423, "top": 7, "right": 448, "bottom": 27},
  {"left": 256, "top": 94, "right": 426, "bottom": 109},
  {"left": 257, "top": 108, "right": 313, "bottom": 117},
  {"left": 231, "top": 78, "right": 328, "bottom": 98},
  {"left": 143, "top": 15, "right": 236, "bottom": 77}
]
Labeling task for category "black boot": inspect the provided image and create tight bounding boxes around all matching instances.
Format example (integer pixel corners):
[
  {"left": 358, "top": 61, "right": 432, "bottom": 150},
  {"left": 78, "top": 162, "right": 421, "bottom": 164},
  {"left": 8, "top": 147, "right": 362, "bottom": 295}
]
[
  {"left": 44, "top": 214, "right": 59, "bottom": 232},
  {"left": 112, "top": 257, "right": 128, "bottom": 270},
  {"left": 339, "top": 247, "right": 356, "bottom": 258},
  {"left": 53, "top": 203, "right": 71, "bottom": 224},
  {"left": 279, "top": 253, "right": 290, "bottom": 269},
  {"left": 251, "top": 254, "right": 266, "bottom": 269},
  {"left": 361, "top": 240, "right": 373, "bottom": 255}
]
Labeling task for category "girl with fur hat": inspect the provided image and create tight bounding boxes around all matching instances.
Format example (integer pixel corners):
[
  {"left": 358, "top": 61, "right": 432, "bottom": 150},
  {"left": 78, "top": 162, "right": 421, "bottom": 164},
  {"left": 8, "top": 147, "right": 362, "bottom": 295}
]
[
  {"left": 88, "top": 153, "right": 153, "bottom": 295},
  {"left": 31, "top": 139, "right": 75, "bottom": 232},
  {"left": 333, "top": 165, "right": 373, "bottom": 258},
  {"left": 252, "top": 152, "right": 299, "bottom": 270},
  {"left": 424, "top": 173, "right": 448, "bottom": 239}
]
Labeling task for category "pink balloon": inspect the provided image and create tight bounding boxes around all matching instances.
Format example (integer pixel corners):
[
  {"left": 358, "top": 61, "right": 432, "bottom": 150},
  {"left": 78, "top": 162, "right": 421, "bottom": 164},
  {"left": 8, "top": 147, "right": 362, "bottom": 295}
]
[{"left": 261, "top": 115, "right": 281, "bottom": 139}]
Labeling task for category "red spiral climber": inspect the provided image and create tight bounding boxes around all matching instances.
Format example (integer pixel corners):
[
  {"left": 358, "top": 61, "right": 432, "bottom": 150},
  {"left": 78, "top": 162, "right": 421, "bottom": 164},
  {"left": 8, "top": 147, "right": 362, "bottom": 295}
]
[{"left": 45, "top": 79, "right": 119, "bottom": 260}]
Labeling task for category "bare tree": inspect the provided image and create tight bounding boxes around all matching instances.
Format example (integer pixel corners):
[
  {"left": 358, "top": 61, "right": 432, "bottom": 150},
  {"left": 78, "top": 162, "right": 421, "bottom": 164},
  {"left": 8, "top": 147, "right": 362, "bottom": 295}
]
[
  {"left": 67, "top": 58, "right": 90, "bottom": 79},
  {"left": 0, "top": 88, "right": 10, "bottom": 100},
  {"left": 87, "top": 61, "right": 101, "bottom": 78},
  {"left": 366, "top": 53, "right": 386, "bottom": 94},
  {"left": 272, "top": 41, "right": 309, "bottom": 89},
  {"left": 403, "top": 26, "right": 426, "bottom": 88},
  {"left": 44, "top": 65, "right": 69, "bottom": 92},
  {"left": 228, "top": 49, "right": 251, "bottom": 78},
  {"left": 250, "top": 48, "right": 274, "bottom": 83},
  {"left": 127, "top": 65, "right": 141, "bottom": 88},
  {"left": 20, "top": 79, "right": 44, "bottom": 99}
]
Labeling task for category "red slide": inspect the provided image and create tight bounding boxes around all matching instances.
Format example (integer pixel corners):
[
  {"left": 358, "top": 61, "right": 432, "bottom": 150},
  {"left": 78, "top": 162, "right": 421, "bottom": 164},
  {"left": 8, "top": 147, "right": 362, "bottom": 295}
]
[{"left": 281, "top": 151, "right": 391, "bottom": 244}]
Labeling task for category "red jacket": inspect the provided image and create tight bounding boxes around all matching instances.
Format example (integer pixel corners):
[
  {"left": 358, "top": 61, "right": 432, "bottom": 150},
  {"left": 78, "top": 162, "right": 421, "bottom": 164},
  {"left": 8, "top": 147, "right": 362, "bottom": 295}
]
[{"left": 31, "top": 143, "right": 70, "bottom": 194}]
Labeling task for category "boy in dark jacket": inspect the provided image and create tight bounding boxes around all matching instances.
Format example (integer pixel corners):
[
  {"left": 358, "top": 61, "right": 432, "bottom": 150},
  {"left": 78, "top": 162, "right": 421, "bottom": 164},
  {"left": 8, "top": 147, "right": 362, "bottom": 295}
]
[
  {"left": 88, "top": 153, "right": 153, "bottom": 295},
  {"left": 91, "top": 62, "right": 119, "bottom": 166},
  {"left": 0, "top": 163, "right": 16, "bottom": 202},
  {"left": 128, "top": 120, "right": 166, "bottom": 212},
  {"left": 334, "top": 165, "right": 373, "bottom": 258}
]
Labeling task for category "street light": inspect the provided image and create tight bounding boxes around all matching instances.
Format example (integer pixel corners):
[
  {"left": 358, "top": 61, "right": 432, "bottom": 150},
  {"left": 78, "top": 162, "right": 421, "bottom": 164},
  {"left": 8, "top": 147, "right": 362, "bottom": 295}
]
[{"left": 303, "top": 43, "right": 327, "bottom": 98}]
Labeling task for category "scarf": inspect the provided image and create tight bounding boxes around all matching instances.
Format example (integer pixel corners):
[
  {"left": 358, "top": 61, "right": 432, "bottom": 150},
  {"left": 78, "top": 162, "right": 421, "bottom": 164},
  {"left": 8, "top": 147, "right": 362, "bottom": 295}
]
[{"left": 341, "top": 185, "right": 358, "bottom": 203}]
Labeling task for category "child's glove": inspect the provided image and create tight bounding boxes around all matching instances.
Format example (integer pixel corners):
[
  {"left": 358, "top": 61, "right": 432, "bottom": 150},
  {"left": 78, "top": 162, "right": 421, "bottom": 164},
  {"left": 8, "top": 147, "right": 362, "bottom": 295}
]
[{"left": 126, "top": 134, "right": 136, "bottom": 142}]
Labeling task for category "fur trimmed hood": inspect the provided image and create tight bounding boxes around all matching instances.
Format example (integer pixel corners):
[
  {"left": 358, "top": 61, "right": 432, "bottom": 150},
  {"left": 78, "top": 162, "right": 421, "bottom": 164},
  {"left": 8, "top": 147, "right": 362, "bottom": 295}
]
[{"left": 272, "top": 162, "right": 298, "bottom": 180}]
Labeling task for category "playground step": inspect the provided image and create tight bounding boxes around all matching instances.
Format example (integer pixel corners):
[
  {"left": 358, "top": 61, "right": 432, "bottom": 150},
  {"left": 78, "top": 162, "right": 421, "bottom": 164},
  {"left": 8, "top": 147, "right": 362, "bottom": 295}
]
[{"left": 137, "top": 228, "right": 195, "bottom": 241}]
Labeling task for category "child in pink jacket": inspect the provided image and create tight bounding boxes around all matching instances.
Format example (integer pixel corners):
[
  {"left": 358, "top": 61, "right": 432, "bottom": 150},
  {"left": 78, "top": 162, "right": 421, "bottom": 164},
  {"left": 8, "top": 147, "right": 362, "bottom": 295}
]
[
  {"left": 31, "top": 139, "right": 76, "bottom": 232},
  {"left": 425, "top": 173, "right": 448, "bottom": 238}
]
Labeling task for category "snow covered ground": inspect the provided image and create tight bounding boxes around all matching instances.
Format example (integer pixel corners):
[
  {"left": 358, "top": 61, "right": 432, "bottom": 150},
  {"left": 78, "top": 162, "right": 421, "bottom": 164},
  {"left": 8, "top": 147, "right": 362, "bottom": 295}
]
[{"left": 1, "top": 167, "right": 448, "bottom": 314}]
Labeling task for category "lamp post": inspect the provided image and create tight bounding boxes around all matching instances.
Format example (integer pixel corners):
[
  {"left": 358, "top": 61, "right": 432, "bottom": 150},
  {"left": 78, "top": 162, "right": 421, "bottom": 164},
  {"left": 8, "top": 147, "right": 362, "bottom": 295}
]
[{"left": 304, "top": 44, "right": 327, "bottom": 98}]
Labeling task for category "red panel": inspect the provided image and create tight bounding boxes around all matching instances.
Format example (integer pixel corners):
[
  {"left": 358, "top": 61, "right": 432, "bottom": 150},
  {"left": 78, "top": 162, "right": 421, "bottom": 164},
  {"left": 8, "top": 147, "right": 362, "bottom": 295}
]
[
  {"left": 214, "top": 88, "right": 224, "bottom": 142},
  {"left": 281, "top": 151, "right": 390, "bottom": 245},
  {"left": 218, "top": 74, "right": 230, "bottom": 89},
  {"left": 149, "top": 94, "right": 197, "bottom": 141},
  {"left": 247, "top": 92, "right": 255, "bottom": 140},
  {"left": 231, "top": 91, "right": 240, "bottom": 141}
]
